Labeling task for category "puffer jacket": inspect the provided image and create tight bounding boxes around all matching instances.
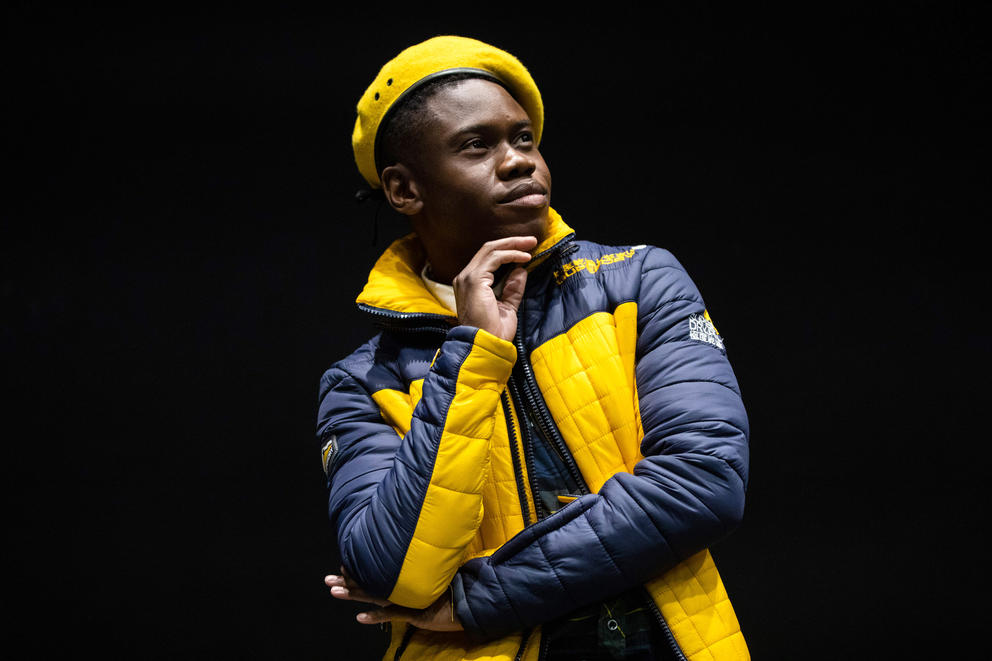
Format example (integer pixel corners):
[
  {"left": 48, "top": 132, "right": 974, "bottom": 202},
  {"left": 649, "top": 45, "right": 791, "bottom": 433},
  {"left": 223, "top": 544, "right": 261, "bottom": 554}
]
[{"left": 316, "top": 210, "right": 750, "bottom": 660}]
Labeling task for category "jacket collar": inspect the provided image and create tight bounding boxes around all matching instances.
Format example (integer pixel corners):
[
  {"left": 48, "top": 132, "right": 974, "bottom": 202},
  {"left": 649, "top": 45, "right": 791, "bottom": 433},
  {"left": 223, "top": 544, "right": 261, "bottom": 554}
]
[{"left": 356, "top": 208, "right": 575, "bottom": 319}]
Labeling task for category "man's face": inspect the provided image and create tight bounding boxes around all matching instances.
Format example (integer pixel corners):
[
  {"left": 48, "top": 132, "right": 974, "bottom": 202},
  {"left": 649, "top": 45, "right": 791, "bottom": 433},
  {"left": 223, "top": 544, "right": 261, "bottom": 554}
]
[{"left": 411, "top": 79, "right": 552, "bottom": 250}]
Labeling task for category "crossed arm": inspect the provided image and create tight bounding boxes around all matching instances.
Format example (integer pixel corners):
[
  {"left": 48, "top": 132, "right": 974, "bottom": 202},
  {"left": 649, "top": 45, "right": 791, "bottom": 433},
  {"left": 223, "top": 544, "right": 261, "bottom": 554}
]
[{"left": 319, "top": 238, "right": 536, "bottom": 619}]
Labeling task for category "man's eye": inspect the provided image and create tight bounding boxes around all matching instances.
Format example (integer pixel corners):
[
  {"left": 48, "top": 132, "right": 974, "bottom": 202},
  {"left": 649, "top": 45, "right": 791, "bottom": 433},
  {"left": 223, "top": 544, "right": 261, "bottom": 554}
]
[
  {"left": 463, "top": 138, "right": 487, "bottom": 150},
  {"left": 516, "top": 132, "right": 534, "bottom": 144}
]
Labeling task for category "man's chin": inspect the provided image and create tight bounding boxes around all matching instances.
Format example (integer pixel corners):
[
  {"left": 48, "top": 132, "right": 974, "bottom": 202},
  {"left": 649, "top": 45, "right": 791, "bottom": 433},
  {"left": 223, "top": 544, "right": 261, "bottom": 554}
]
[{"left": 493, "top": 207, "right": 550, "bottom": 243}]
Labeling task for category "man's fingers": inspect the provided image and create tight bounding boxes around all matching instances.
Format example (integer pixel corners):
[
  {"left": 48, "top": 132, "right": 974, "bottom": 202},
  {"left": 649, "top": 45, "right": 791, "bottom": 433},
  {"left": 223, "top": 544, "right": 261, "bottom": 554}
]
[
  {"left": 464, "top": 248, "right": 533, "bottom": 275},
  {"left": 325, "top": 574, "right": 360, "bottom": 590},
  {"left": 477, "top": 249, "right": 533, "bottom": 274},
  {"left": 454, "top": 250, "right": 533, "bottom": 300},
  {"left": 328, "top": 570, "right": 363, "bottom": 591},
  {"left": 329, "top": 585, "right": 353, "bottom": 600},
  {"left": 499, "top": 267, "right": 527, "bottom": 310},
  {"left": 356, "top": 606, "right": 412, "bottom": 625},
  {"left": 454, "top": 235, "right": 539, "bottom": 340},
  {"left": 325, "top": 574, "right": 390, "bottom": 606},
  {"left": 463, "top": 237, "right": 538, "bottom": 272},
  {"left": 478, "top": 235, "right": 539, "bottom": 252},
  {"left": 330, "top": 585, "right": 388, "bottom": 605}
]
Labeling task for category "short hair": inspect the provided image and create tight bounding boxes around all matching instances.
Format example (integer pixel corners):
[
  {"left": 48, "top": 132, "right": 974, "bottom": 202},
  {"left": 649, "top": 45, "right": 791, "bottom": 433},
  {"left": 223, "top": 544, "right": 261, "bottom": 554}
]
[{"left": 376, "top": 72, "right": 509, "bottom": 174}]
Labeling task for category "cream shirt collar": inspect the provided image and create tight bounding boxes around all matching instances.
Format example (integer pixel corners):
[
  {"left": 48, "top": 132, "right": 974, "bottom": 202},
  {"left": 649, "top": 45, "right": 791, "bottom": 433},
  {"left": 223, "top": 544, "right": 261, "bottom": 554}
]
[
  {"left": 420, "top": 262, "right": 509, "bottom": 316},
  {"left": 420, "top": 262, "right": 458, "bottom": 315}
]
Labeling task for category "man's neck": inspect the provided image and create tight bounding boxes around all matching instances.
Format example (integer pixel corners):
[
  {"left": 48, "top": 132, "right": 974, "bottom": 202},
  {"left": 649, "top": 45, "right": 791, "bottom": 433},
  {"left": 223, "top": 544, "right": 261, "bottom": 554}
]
[
  {"left": 420, "top": 262, "right": 458, "bottom": 313},
  {"left": 416, "top": 239, "right": 467, "bottom": 285}
]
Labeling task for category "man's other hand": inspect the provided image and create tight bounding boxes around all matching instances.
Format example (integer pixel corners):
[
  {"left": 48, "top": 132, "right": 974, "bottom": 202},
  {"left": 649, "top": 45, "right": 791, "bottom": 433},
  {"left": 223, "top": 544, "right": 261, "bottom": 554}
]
[
  {"left": 325, "top": 568, "right": 463, "bottom": 632},
  {"left": 453, "top": 236, "right": 537, "bottom": 342}
]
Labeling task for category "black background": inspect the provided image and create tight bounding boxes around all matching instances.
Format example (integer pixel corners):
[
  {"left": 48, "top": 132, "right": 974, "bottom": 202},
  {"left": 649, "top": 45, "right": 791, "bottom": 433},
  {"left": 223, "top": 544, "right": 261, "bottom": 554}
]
[{"left": 7, "top": 3, "right": 989, "bottom": 659}]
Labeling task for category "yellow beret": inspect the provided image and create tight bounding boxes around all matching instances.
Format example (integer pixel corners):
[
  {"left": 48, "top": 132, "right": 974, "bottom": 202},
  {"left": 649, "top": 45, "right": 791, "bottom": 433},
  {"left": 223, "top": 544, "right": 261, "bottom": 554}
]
[{"left": 352, "top": 35, "right": 544, "bottom": 189}]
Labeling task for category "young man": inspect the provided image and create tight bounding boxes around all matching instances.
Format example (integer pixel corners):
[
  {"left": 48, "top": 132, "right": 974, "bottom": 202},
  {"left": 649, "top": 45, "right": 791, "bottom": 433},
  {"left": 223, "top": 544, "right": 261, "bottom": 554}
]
[{"left": 318, "top": 36, "right": 750, "bottom": 660}]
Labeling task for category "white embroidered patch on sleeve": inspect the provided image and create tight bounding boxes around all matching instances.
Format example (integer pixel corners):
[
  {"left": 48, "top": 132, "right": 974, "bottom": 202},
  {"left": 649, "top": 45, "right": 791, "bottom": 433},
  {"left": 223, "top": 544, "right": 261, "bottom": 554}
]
[{"left": 688, "top": 313, "right": 725, "bottom": 350}]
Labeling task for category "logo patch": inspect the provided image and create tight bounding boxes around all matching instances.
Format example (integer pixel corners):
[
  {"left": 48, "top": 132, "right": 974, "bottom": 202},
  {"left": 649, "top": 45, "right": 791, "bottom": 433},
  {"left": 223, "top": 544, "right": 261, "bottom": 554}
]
[
  {"left": 321, "top": 434, "right": 339, "bottom": 476},
  {"left": 553, "top": 245, "right": 646, "bottom": 285},
  {"left": 688, "top": 312, "right": 724, "bottom": 350}
]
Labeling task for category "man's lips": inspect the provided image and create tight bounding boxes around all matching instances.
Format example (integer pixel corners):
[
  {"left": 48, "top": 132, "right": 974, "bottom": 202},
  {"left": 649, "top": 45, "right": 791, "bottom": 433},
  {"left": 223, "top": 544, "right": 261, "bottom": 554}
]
[{"left": 499, "top": 181, "right": 548, "bottom": 204}]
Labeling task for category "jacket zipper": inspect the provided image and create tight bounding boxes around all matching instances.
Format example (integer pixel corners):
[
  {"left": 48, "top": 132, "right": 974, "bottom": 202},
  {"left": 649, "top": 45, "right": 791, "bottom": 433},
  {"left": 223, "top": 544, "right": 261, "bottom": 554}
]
[
  {"left": 513, "top": 628, "right": 533, "bottom": 661},
  {"left": 379, "top": 238, "right": 687, "bottom": 661},
  {"left": 512, "top": 321, "right": 589, "bottom": 497},
  {"left": 392, "top": 623, "right": 415, "bottom": 661},
  {"left": 643, "top": 588, "right": 688, "bottom": 661},
  {"left": 512, "top": 300, "right": 688, "bottom": 661},
  {"left": 510, "top": 307, "right": 580, "bottom": 661},
  {"left": 527, "top": 233, "right": 576, "bottom": 268},
  {"left": 507, "top": 374, "right": 549, "bottom": 521},
  {"left": 502, "top": 390, "right": 533, "bottom": 528},
  {"left": 357, "top": 302, "right": 452, "bottom": 335}
]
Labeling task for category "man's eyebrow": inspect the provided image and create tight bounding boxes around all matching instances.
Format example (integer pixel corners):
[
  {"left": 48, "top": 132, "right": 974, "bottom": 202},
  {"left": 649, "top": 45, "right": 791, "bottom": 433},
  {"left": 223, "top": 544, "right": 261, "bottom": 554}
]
[{"left": 449, "top": 119, "right": 533, "bottom": 138}]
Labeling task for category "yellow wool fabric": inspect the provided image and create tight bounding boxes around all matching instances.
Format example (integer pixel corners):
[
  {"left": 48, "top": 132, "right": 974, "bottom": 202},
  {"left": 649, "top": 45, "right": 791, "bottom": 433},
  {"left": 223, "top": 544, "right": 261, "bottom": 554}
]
[
  {"left": 353, "top": 35, "right": 544, "bottom": 188},
  {"left": 359, "top": 216, "right": 748, "bottom": 660}
]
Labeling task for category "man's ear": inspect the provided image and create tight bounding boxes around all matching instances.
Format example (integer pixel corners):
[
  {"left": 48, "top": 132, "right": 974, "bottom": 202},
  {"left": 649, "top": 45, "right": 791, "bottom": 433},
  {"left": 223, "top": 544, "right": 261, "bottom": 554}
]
[{"left": 381, "top": 164, "right": 424, "bottom": 216}]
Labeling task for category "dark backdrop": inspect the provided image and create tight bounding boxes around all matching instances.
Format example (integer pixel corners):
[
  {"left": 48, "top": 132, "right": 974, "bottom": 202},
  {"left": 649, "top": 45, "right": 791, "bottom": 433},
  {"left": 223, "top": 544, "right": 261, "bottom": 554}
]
[{"left": 7, "top": 4, "right": 989, "bottom": 659}]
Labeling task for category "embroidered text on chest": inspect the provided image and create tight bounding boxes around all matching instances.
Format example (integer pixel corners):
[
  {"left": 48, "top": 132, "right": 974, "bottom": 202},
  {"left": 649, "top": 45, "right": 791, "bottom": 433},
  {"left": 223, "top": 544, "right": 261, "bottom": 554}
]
[{"left": 553, "top": 246, "right": 645, "bottom": 285}]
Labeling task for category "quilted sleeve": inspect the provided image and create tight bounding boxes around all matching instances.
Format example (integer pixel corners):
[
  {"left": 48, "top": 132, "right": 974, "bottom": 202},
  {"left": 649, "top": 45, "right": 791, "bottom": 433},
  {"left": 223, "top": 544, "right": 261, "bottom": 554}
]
[
  {"left": 451, "top": 247, "right": 749, "bottom": 639},
  {"left": 317, "top": 325, "right": 516, "bottom": 609}
]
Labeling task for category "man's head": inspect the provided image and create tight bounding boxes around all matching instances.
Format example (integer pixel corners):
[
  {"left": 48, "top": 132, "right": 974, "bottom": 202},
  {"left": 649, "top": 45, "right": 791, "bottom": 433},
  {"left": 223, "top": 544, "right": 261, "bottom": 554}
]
[
  {"left": 352, "top": 37, "right": 551, "bottom": 280},
  {"left": 379, "top": 76, "right": 551, "bottom": 269}
]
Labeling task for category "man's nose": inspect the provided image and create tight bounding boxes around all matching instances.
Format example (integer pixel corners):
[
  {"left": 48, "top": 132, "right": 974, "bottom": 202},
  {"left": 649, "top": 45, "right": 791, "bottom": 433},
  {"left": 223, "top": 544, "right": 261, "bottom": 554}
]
[{"left": 497, "top": 143, "right": 537, "bottom": 179}]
